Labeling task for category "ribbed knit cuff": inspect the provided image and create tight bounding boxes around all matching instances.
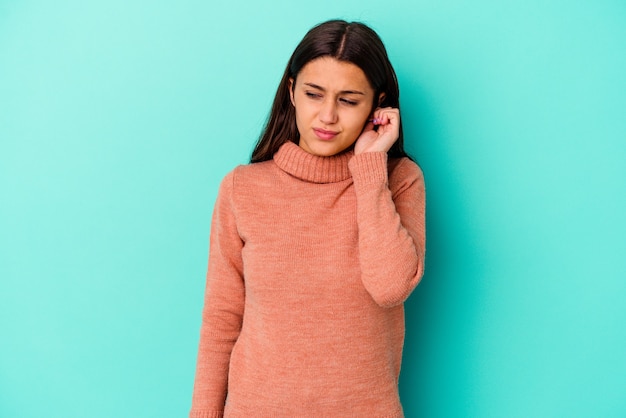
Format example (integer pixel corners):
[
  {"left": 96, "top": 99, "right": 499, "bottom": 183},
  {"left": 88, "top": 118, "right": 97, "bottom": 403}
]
[
  {"left": 189, "top": 410, "right": 223, "bottom": 418},
  {"left": 348, "top": 152, "right": 388, "bottom": 184}
]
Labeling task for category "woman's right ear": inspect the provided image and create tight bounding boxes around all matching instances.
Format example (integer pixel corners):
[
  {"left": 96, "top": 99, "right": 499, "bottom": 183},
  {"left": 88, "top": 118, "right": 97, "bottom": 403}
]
[{"left": 288, "top": 78, "right": 295, "bottom": 106}]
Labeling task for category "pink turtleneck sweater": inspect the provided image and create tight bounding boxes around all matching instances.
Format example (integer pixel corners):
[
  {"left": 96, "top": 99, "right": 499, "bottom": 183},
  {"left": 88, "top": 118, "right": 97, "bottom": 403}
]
[{"left": 190, "top": 141, "right": 426, "bottom": 418}]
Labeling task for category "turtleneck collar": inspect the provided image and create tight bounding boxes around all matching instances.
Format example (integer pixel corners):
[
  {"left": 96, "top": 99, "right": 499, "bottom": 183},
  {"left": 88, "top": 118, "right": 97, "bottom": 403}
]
[{"left": 273, "top": 141, "right": 354, "bottom": 184}]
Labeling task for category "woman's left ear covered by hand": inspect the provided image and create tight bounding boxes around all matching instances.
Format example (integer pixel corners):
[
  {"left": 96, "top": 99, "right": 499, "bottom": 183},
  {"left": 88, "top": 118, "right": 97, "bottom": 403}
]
[{"left": 354, "top": 107, "right": 400, "bottom": 155}]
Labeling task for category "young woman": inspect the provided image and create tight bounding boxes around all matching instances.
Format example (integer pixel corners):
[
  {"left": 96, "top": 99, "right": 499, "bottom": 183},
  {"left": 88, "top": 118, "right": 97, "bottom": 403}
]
[{"left": 190, "top": 19, "right": 426, "bottom": 418}]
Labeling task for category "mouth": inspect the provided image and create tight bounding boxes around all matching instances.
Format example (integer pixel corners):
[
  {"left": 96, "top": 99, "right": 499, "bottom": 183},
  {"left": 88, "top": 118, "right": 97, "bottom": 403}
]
[{"left": 313, "top": 128, "right": 339, "bottom": 141}]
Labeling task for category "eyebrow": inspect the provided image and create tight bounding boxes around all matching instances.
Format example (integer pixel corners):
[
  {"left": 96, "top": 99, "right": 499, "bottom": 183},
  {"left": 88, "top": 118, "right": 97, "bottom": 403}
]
[{"left": 303, "top": 82, "right": 366, "bottom": 95}]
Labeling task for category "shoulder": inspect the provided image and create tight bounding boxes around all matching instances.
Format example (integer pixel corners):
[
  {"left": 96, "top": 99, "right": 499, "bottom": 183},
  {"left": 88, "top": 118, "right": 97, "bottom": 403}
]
[
  {"left": 388, "top": 157, "right": 423, "bottom": 178},
  {"left": 388, "top": 157, "right": 425, "bottom": 196},
  {"left": 217, "top": 160, "right": 279, "bottom": 202},
  {"left": 223, "top": 160, "right": 276, "bottom": 186}
]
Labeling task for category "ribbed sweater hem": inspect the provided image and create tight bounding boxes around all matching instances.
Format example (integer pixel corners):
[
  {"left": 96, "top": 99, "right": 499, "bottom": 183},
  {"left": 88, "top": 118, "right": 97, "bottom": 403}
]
[
  {"left": 189, "top": 410, "right": 223, "bottom": 418},
  {"left": 221, "top": 406, "right": 403, "bottom": 418}
]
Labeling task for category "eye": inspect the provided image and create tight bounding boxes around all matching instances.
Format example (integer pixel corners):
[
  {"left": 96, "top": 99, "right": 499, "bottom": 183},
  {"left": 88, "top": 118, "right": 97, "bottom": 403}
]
[
  {"left": 339, "top": 98, "right": 358, "bottom": 106},
  {"left": 305, "top": 91, "right": 322, "bottom": 99}
]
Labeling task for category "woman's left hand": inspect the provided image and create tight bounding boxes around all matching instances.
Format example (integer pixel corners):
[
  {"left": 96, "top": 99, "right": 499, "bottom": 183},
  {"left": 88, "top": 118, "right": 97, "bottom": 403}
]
[{"left": 354, "top": 107, "right": 400, "bottom": 155}]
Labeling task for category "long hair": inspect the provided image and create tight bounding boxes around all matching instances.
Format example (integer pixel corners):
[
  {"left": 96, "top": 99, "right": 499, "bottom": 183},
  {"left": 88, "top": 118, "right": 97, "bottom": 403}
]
[{"left": 251, "top": 19, "right": 409, "bottom": 163}]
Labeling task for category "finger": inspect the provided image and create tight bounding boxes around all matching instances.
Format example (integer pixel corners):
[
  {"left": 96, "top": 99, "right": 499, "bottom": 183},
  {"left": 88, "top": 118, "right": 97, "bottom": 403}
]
[
  {"left": 370, "top": 108, "right": 382, "bottom": 125},
  {"left": 363, "top": 119, "right": 376, "bottom": 131},
  {"left": 372, "top": 107, "right": 399, "bottom": 126},
  {"left": 377, "top": 107, "right": 393, "bottom": 125},
  {"left": 370, "top": 109, "right": 383, "bottom": 126},
  {"left": 380, "top": 108, "right": 399, "bottom": 126},
  {"left": 378, "top": 111, "right": 391, "bottom": 126}
]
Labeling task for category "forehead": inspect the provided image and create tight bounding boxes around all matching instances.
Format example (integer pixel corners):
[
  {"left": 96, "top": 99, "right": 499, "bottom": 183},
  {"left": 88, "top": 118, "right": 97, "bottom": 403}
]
[{"left": 297, "top": 57, "right": 374, "bottom": 93}]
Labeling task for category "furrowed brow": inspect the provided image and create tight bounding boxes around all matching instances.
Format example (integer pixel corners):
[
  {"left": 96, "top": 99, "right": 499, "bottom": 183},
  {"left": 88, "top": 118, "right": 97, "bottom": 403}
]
[
  {"left": 304, "top": 83, "right": 325, "bottom": 91},
  {"left": 303, "top": 82, "right": 365, "bottom": 95}
]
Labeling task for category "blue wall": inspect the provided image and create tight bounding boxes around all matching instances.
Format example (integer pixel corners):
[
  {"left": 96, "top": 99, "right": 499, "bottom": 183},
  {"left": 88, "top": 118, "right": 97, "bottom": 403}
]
[{"left": 1, "top": 1, "right": 625, "bottom": 416}]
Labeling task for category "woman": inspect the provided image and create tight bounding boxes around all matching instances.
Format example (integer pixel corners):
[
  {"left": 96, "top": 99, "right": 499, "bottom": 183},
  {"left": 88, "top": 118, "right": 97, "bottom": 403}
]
[{"left": 190, "top": 19, "right": 426, "bottom": 418}]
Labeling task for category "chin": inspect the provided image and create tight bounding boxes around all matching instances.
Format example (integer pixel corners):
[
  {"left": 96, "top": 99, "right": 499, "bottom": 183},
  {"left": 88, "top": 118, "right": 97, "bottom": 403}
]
[
  {"left": 301, "top": 140, "right": 354, "bottom": 157},
  {"left": 312, "top": 146, "right": 345, "bottom": 157}
]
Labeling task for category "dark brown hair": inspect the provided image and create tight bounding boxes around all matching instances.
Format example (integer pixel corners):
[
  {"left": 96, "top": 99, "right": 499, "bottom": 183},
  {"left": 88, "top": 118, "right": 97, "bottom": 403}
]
[{"left": 251, "top": 19, "right": 409, "bottom": 163}]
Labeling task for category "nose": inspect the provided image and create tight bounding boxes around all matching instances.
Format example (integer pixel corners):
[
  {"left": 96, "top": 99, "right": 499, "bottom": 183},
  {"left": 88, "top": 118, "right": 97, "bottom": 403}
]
[{"left": 318, "top": 98, "right": 338, "bottom": 125}]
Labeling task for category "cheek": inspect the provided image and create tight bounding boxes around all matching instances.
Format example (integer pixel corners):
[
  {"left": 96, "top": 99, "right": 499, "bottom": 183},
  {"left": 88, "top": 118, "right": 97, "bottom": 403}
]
[
  {"left": 293, "top": 99, "right": 314, "bottom": 122},
  {"left": 347, "top": 110, "right": 370, "bottom": 131},
  {"left": 293, "top": 106, "right": 309, "bottom": 135},
  {"left": 342, "top": 117, "right": 367, "bottom": 142}
]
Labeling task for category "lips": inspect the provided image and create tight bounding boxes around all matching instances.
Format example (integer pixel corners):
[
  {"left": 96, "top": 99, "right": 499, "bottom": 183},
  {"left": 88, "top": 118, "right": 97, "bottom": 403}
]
[{"left": 313, "top": 128, "right": 339, "bottom": 140}]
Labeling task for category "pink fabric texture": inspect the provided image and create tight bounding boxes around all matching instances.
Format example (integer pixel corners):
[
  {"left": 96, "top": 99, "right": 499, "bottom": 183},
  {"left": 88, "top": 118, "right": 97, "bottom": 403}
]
[{"left": 190, "top": 142, "right": 426, "bottom": 417}]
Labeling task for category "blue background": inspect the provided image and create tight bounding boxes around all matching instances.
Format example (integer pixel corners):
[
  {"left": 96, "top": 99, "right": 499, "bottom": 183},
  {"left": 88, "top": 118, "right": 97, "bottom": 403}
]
[{"left": 1, "top": 1, "right": 625, "bottom": 416}]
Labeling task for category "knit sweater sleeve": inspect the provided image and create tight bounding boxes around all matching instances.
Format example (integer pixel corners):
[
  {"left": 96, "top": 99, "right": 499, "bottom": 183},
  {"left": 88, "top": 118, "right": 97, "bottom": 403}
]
[
  {"left": 348, "top": 152, "right": 426, "bottom": 308},
  {"left": 190, "top": 170, "right": 245, "bottom": 418}
]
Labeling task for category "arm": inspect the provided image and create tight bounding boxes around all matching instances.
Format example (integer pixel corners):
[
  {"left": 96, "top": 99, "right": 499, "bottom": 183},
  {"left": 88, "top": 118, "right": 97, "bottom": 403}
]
[
  {"left": 348, "top": 153, "right": 426, "bottom": 308},
  {"left": 190, "top": 170, "right": 245, "bottom": 418}
]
